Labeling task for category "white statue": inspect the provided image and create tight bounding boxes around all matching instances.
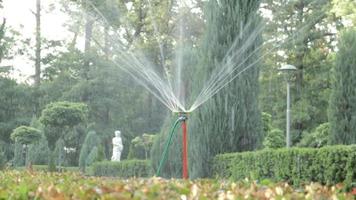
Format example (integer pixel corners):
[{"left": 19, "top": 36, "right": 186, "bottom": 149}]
[{"left": 111, "top": 130, "right": 123, "bottom": 161}]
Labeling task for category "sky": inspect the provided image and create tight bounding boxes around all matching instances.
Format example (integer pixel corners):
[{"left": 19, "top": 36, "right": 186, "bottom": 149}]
[{"left": 2, "top": 0, "right": 70, "bottom": 82}]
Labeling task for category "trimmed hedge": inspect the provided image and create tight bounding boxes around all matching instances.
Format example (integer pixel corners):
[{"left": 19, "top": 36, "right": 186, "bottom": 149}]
[
  {"left": 92, "top": 160, "right": 152, "bottom": 178},
  {"left": 16, "top": 165, "right": 79, "bottom": 172},
  {"left": 213, "top": 145, "right": 356, "bottom": 188}
]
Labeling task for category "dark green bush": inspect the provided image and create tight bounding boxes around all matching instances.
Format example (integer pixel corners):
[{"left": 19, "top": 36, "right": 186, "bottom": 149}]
[
  {"left": 0, "top": 151, "right": 6, "bottom": 170},
  {"left": 128, "top": 134, "right": 156, "bottom": 160},
  {"left": 213, "top": 145, "right": 356, "bottom": 188},
  {"left": 92, "top": 160, "right": 152, "bottom": 178},
  {"left": 263, "top": 128, "right": 285, "bottom": 149},
  {"left": 298, "top": 123, "right": 329, "bottom": 148}
]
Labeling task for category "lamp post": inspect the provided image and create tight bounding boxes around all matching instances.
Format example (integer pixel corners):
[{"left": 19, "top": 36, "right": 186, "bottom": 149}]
[{"left": 279, "top": 64, "right": 297, "bottom": 148}]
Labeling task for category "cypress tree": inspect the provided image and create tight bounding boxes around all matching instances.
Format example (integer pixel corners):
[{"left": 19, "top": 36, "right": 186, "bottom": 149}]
[
  {"left": 151, "top": 0, "right": 263, "bottom": 178},
  {"left": 79, "top": 131, "right": 100, "bottom": 172},
  {"left": 328, "top": 28, "right": 356, "bottom": 144},
  {"left": 189, "top": 0, "right": 263, "bottom": 178}
]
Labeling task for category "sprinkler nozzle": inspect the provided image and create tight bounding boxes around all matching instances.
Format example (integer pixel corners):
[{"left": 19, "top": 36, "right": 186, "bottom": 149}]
[
  {"left": 179, "top": 116, "right": 188, "bottom": 121},
  {"left": 178, "top": 112, "right": 188, "bottom": 121}
]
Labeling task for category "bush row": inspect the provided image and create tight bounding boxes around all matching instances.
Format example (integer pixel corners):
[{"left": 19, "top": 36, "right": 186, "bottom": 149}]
[
  {"left": 212, "top": 145, "right": 356, "bottom": 188},
  {"left": 92, "top": 160, "right": 152, "bottom": 178},
  {"left": 0, "top": 152, "right": 5, "bottom": 170}
]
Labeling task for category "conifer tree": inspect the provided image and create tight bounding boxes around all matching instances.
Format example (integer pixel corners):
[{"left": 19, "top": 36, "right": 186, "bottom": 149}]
[
  {"left": 151, "top": 0, "right": 263, "bottom": 178},
  {"left": 328, "top": 29, "right": 356, "bottom": 144},
  {"left": 188, "top": 0, "right": 263, "bottom": 178},
  {"left": 79, "top": 131, "right": 100, "bottom": 172}
]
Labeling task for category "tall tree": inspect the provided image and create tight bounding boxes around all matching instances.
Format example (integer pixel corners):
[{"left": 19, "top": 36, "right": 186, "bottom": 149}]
[
  {"left": 152, "top": 0, "right": 263, "bottom": 178},
  {"left": 259, "top": 0, "right": 337, "bottom": 142},
  {"left": 83, "top": 0, "right": 94, "bottom": 80},
  {"left": 332, "top": 0, "right": 356, "bottom": 26},
  {"left": 40, "top": 101, "right": 88, "bottom": 171},
  {"left": 189, "top": 0, "right": 263, "bottom": 178},
  {"left": 328, "top": 28, "right": 356, "bottom": 144},
  {"left": 35, "top": 0, "right": 41, "bottom": 86},
  {"left": 0, "top": 19, "right": 6, "bottom": 63}
]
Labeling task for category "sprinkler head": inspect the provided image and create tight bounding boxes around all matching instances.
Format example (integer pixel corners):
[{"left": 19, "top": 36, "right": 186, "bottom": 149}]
[{"left": 178, "top": 112, "right": 188, "bottom": 121}]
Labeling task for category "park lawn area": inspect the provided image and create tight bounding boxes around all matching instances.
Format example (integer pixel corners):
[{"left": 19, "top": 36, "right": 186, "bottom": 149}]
[{"left": 0, "top": 171, "right": 354, "bottom": 200}]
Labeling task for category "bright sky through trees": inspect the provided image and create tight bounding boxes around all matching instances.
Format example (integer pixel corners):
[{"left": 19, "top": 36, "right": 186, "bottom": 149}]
[{"left": 2, "top": 0, "right": 73, "bottom": 81}]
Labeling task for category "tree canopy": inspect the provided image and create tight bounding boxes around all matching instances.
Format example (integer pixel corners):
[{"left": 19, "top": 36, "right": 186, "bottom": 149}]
[{"left": 10, "top": 126, "right": 42, "bottom": 145}]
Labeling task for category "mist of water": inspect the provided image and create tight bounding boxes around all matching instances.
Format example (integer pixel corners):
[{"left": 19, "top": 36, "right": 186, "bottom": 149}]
[{"left": 86, "top": 0, "right": 326, "bottom": 113}]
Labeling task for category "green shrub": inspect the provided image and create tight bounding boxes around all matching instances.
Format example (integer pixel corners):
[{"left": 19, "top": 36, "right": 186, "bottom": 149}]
[
  {"left": 0, "top": 151, "right": 6, "bottom": 170},
  {"left": 128, "top": 134, "right": 156, "bottom": 160},
  {"left": 54, "top": 138, "right": 65, "bottom": 168},
  {"left": 298, "top": 123, "right": 329, "bottom": 148},
  {"left": 27, "top": 136, "right": 50, "bottom": 165},
  {"left": 213, "top": 145, "right": 356, "bottom": 188},
  {"left": 86, "top": 147, "right": 98, "bottom": 167},
  {"left": 92, "top": 160, "right": 152, "bottom": 178},
  {"left": 263, "top": 128, "right": 285, "bottom": 149},
  {"left": 16, "top": 165, "right": 79, "bottom": 172},
  {"left": 13, "top": 141, "right": 24, "bottom": 167},
  {"left": 79, "top": 131, "right": 100, "bottom": 172},
  {"left": 10, "top": 126, "right": 42, "bottom": 145},
  {"left": 262, "top": 112, "right": 272, "bottom": 135}
]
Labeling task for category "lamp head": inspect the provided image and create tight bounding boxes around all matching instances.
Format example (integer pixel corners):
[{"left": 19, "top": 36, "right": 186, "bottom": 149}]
[{"left": 279, "top": 64, "right": 297, "bottom": 82}]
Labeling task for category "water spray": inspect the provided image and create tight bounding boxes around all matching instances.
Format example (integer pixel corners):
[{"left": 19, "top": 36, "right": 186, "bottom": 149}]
[{"left": 156, "top": 112, "right": 189, "bottom": 179}]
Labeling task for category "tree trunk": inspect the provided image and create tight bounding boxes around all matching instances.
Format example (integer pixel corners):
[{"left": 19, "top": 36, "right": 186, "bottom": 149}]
[
  {"left": 35, "top": 0, "right": 41, "bottom": 86},
  {"left": 104, "top": 0, "right": 110, "bottom": 59},
  {"left": 83, "top": 0, "right": 94, "bottom": 80},
  {"left": 104, "top": 25, "right": 110, "bottom": 60}
]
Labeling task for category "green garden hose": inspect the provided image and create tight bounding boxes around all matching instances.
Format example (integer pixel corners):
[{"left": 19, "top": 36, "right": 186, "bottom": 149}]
[{"left": 156, "top": 117, "right": 183, "bottom": 177}]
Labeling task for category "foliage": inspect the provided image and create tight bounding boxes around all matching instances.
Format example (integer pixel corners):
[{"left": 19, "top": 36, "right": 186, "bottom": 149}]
[
  {"left": 186, "top": 0, "right": 263, "bottom": 179},
  {"left": 85, "top": 146, "right": 98, "bottom": 167},
  {"left": 92, "top": 160, "right": 152, "bottom": 178},
  {"left": 15, "top": 165, "right": 79, "bottom": 172},
  {"left": 13, "top": 141, "right": 24, "bottom": 167},
  {"left": 54, "top": 138, "right": 65, "bottom": 169},
  {"left": 40, "top": 101, "right": 88, "bottom": 171},
  {"left": 27, "top": 136, "right": 50, "bottom": 165},
  {"left": 40, "top": 101, "right": 88, "bottom": 128},
  {"left": 1, "top": 0, "right": 356, "bottom": 190},
  {"left": 10, "top": 126, "right": 43, "bottom": 167},
  {"left": 328, "top": 28, "right": 356, "bottom": 145},
  {"left": 259, "top": 0, "right": 336, "bottom": 140},
  {"left": 10, "top": 126, "right": 42, "bottom": 145},
  {"left": 262, "top": 112, "right": 272, "bottom": 135},
  {"left": 0, "top": 77, "right": 34, "bottom": 148},
  {"left": 128, "top": 133, "right": 156, "bottom": 160},
  {"left": 79, "top": 131, "right": 100, "bottom": 171},
  {"left": 263, "top": 128, "right": 285, "bottom": 149},
  {"left": 0, "top": 139, "right": 11, "bottom": 162},
  {"left": 213, "top": 145, "right": 356, "bottom": 189},
  {"left": 96, "top": 145, "right": 106, "bottom": 162},
  {"left": 0, "top": 151, "right": 5, "bottom": 170},
  {"left": 0, "top": 17, "right": 18, "bottom": 66},
  {"left": 332, "top": 0, "right": 356, "bottom": 26},
  {"left": 298, "top": 123, "right": 329, "bottom": 148},
  {"left": 0, "top": 171, "right": 354, "bottom": 199}
]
